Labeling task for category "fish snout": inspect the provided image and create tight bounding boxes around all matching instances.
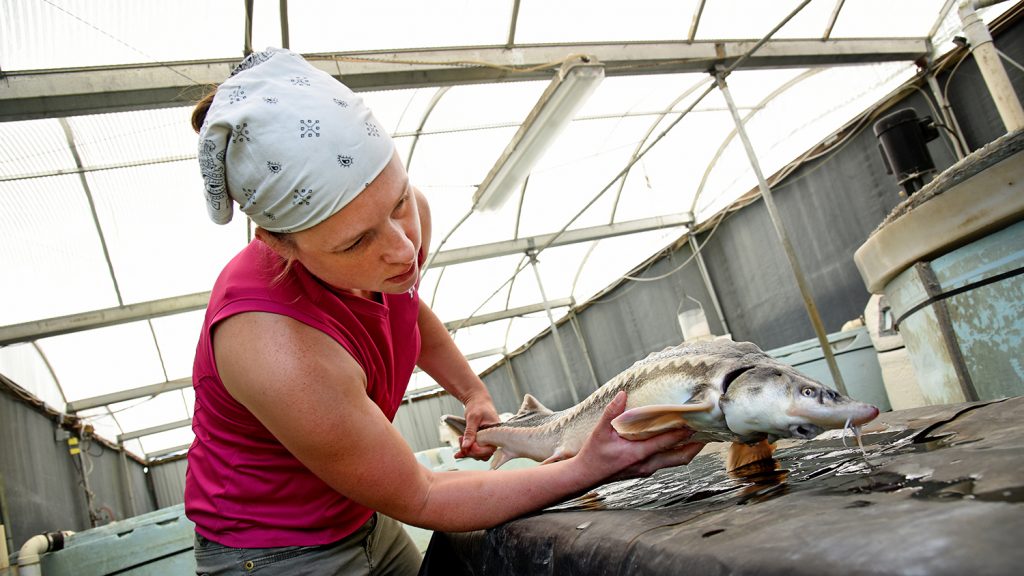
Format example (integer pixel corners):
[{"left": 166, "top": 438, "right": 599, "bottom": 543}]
[{"left": 850, "top": 404, "right": 880, "bottom": 426}]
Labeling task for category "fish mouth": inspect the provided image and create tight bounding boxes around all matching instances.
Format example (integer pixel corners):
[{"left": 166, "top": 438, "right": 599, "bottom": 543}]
[{"left": 788, "top": 423, "right": 825, "bottom": 439}]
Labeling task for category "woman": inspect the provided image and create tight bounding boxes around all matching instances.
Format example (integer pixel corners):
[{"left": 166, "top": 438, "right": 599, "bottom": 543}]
[{"left": 185, "top": 47, "right": 704, "bottom": 575}]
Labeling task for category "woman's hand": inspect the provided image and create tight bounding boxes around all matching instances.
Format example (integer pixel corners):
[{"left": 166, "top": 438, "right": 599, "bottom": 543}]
[
  {"left": 574, "top": 391, "right": 705, "bottom": 483},
  {"left": 455, "top": 393, "right": 502, "bottom": 460}
]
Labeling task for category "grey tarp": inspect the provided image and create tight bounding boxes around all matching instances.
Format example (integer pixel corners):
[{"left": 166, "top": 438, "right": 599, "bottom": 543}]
[{"left": 420, "top": 397, "right": 1024, "bottom": 576}]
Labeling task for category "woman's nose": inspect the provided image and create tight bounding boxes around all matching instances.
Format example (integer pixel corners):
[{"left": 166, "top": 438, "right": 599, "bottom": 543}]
[{"left": 382, "top": 221, "right": 415, "bottom": 264}]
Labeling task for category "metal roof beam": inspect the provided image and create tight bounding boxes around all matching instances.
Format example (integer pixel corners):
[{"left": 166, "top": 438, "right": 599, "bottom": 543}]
[
  {"left": 0, "top": 39, "right": 929, "bottom": 122},
  {"left": 66, "top": 378, "right": 192, "bottom": 413},
  {"left": 431, "top": 212, "right": 692, "bottom": 267},
  {"left": 117, "top": 418, "right": 192, "bottom": 442},
  {"left": 0, "top": 292, "right": 210, "bottom": 346},
  {"left": 147, "top": 443, "right": 192, "bottom": 460},
  {"left": 444, "top": 298, "right": 574, "bottom": 331}
]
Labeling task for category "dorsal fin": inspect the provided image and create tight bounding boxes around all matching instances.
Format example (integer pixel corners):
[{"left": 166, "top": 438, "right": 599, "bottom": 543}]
[{"left": 516, "top": 393, "right": 553, "bottom": 417}]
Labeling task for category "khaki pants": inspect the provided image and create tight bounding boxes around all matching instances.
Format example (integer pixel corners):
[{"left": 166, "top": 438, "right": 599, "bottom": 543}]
[{"left": 194, "top": 513, "right": 421, "bottom": 575}]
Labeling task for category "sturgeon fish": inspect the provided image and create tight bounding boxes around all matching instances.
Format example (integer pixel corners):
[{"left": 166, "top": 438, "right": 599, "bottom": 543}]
[{"left": 443, "top": 339, "right": 879, "bottom": 471}]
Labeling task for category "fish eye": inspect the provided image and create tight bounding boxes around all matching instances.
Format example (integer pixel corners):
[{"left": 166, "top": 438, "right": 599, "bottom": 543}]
[{"left": 801, "top": 387, "right": 816, "bottom": 397}]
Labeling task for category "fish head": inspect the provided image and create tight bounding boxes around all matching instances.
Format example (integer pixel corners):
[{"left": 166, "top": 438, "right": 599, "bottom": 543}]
[{"left": 719, "top": 363, "right": 879, "bottom": 441}]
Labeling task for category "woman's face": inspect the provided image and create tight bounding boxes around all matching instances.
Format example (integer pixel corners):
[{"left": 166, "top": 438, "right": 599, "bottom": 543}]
[{"left": 284, "top": 153, "right": 422, "bottom": 295}]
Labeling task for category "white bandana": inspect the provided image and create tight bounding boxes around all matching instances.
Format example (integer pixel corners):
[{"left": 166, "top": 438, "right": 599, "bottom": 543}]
[{"left": 197, "top": 47, "right": 395, "bottom": 233}]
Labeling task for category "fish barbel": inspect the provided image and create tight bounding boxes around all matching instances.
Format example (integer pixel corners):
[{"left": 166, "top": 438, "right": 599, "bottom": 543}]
[{"left": 443, "top": 339, "right": 879, "bottom": 470}]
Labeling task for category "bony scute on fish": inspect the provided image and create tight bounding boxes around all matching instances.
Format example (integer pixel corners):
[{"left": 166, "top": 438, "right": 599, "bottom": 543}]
[{"left": 442, "top": 339, "right": 880, "bottom": 472}]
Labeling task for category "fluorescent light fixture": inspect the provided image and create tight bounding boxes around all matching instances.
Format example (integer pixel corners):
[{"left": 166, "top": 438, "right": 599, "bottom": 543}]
[{"left": 473, "top": 56, "right": 605, "bottom": 211}]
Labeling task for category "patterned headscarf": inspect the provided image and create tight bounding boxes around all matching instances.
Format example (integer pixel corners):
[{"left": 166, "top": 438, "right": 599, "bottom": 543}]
[{"left": 197, "top": 47, "right": 395, "bottom": 233}]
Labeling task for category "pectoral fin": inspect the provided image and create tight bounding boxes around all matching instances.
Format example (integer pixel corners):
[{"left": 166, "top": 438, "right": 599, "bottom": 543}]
[
  {"left": 726, "top": 439, "right": 776, "bottom": 472},
  {"left": 611, "top": 401, "right": 713, "bottom": 440}
]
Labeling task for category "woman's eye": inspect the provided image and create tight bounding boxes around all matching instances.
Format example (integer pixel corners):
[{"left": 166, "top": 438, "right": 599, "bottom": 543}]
[{"left": 343, "top": 237, "right": 365, "bottom": 252}]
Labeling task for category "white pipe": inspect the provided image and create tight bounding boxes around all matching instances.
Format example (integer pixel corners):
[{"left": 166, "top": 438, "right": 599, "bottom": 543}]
[
  {"left": 16, "top": 531, "right": 74, "bottom": 576},
  {"left": 958, "top": 0, "right": 1024, "bottom": 132}
]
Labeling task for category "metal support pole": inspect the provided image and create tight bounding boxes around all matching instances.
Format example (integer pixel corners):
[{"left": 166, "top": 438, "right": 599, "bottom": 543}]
[
  {"left": 528, "top": 250, "right": 581, "bottom": 404},
  {"left": 569, "top": 311, "right": 601, "bottom": 391},
  {"left": 688, "top": 234, "right": 730, "bottom": 336},
  {"left": 504, "top": 358, "right": 523, "bottom": 403},
  {"left": 279, "top": 0, "right": 290, "bottom": 49},
  {"left": 119, "top": 444, "right": 137, "bottom": 519},
  {"left": 714, "top": 69, "right": 848, "bottom": 395}
]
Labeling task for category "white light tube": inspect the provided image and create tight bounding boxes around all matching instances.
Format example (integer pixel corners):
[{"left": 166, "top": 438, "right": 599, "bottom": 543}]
[{"left": 473, "top": 57, "right": 605, "bottom": 211}]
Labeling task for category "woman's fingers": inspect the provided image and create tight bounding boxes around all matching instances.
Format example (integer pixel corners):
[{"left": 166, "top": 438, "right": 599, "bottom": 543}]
[
  {"left": 611, "top": 442, "right": 707, "bottom": 481},
  {"left": 455, "top": 400, "right": 500, "bottom": 460}
]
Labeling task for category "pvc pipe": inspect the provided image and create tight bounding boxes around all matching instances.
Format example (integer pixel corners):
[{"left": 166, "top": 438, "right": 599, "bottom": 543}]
[
  {"left": 17, "top": 531, "right": 74, "bottom": 576},
  {"left": 959, "top": 0, "right": 1024, "bottom": 132}
]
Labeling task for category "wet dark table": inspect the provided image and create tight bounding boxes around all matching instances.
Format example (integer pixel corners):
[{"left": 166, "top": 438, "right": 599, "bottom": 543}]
[{"left": 421, "top": 397, "right": 1024, "bottom": 576}]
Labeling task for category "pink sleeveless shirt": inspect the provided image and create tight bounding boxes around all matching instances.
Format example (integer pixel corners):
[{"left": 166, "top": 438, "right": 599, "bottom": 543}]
[{"left": 185, "top": 240, "right": 421, "bottom": 547}]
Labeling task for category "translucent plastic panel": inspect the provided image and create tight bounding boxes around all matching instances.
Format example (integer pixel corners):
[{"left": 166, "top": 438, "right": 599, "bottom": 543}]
[
  {"left": 569, "top": 229, "right": 684, "bottom": 304},
  {"left": 66, "top": 107, "right": 199, "bottom": 167},
  {"left": 0, "top": 118, "right": 76, "bottom": 178},
  {"left": 361, "top": 88, "right": 430, "bottom": 136},
  {"left": 516, "top": 0, "right": 699, "bottom": 43},
  {"left": 74, "top": 407, "right": 121, "bottom": 442},
  {"left": 695, "top": 0, "right": 822, "bottom": 40},
  {"left": 286, "top": 0, "right": 511, "bottom": 53},
  {"left": 695, "top": 62, "right": 915, "bottom": 219},
  {"left": 448, "top": 309, "right": 570, "bottom": 360},
  {"left": 123, "top": 438, "right": 144, "bottom": 458},
  {"left": 423, "top": 82, "right": 547, "bottom": 132},
  {"left": 421, "top": 254, "right": 526, "bottom": 321},
  {"left": 86, "top": 162, "right": 249, "bottom": 304},
  {"left": 505, "top": 314, "right": 564, "bottom": 354},
  {"left": 1, "top": 0, "right": 244, "bottom": 70},
  {"left": 515, "top": 116, "right": 654, "bottom": 237},
  {"left": 0, "top": 174, "right": 119, "bottom": 325},
  {"left": 612, "top": 110, "right": 737, "bottom": 221},
  {"left": 37, "top": 321, "right": 168, "bottom": 401},
  {"left": 766, "top": 0, "right": 840, "bottom": 40},
  {"left": 829, "top": 0, "right": 947, "bottom": 38},
  {"left": 151, "top": 311, "right": 207, "bottom": 381},
  {"left": 449, "top": 321, "right": 518, "bottom": 356},
  {"left": 407, "top": 370, "right": 438, "bottom": 392},
  {"left": 0, "top": 342, "right": 64, "bottom": 410},
  {"left": 411, "top": 127, "right": 523, "bottom": 249},
  {"left": 105, "top": 390, "right": 191, "bottom": 434},
  {"left": 138, "top": 426, "right": 195, "bottom": 456},
  {"left": 578, "top": 73, "right": 709, "bottom": 119}
]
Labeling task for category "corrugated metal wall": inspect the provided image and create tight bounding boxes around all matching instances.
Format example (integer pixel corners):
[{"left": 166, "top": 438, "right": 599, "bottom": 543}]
[
  {"left": 0, "top": 380, "right": 157, "bottom": 548},
  {"left": 149, "top": 457, "right": 188, "bottom": 509}
]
